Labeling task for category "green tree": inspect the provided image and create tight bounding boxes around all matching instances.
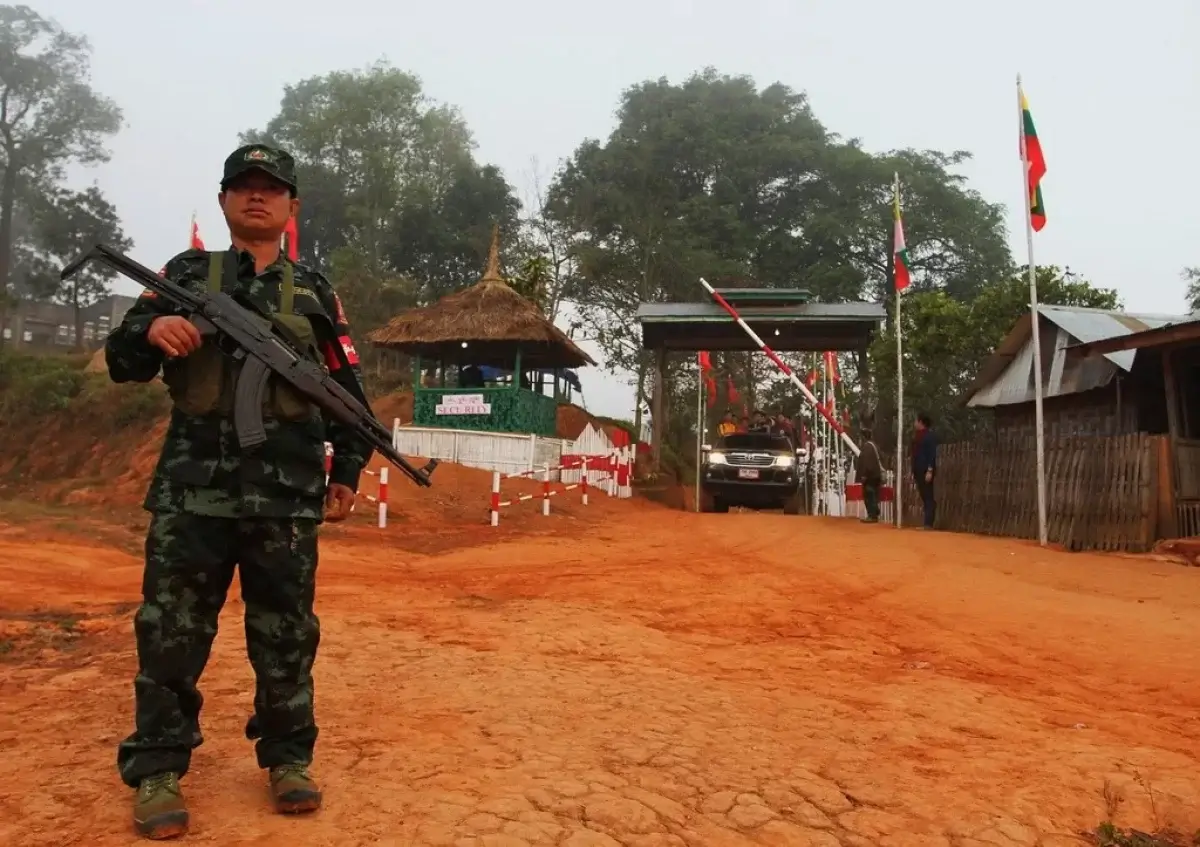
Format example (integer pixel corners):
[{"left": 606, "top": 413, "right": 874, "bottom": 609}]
[
  {"left": 1184, "top": 266, "right": 1200, "bottom": 312},
  {"left": 0, "top": 5, "right": 122, "bottom": 319},
  {"left": 19, "top": 185, "right": 131, "bottom": 350},
  {"left": 243, "top": 61, "right": 519, "bottom": 304},
  {"left": 326, "top": 245, "right": 418, "bottom": 383},
  {"left": 387, "top": 162, "right": 521, "bottom": 301},
  {"left": 548, "top": 69, "right": 1012, "bottom": 438},
  {"left": 508, "top": 254, "right": 552, "bottom": 313},
  {"left": 869, "top": 266, "right": 1121, "bottom": 444},
  {"left": 514, "top": 159, "right": 578, "bottom": 322}
]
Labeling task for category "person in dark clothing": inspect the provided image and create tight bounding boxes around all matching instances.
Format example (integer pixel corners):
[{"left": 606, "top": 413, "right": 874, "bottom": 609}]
[
  {"left": 459, "top": 364, "right": 485, "bottom": 388},
  {"left": 772, "top": 412, "right": 796, "bottom": 446},
  {"left": 911, "top": 412, "right": 937, "bottom": 529},
  {"left": 855, "top": 428, "right": 884, "bottom": 523}
]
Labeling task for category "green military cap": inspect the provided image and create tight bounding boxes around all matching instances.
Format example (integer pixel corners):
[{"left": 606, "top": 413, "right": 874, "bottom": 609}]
[{"left": 221, "top": 143, "right": 298, "bottom": 194}]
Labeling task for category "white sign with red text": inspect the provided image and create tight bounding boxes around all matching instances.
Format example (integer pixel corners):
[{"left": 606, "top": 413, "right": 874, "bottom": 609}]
[{"left": 435, "top": 393, "right": 491, "bottom": 415}]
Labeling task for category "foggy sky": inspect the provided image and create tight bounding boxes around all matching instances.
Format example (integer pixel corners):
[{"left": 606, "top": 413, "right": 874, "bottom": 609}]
[{"left": 32, "top": 0, "right": 1200, "bottom": 420}]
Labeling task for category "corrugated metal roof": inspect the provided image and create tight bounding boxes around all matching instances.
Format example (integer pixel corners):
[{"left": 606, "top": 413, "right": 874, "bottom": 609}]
[
  {"left": 965, "top": 305, "right": 1189, "bottom": 408},
  {"left": 1036, "top": 305, "right": 1179, "bottom": 372}
]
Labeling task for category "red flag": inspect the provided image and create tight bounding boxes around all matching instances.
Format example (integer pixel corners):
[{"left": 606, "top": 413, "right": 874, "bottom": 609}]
[
  {"left": 726, "top": 378, "right": 740, "bottom": 405},
  {"left": 697, "top": 352, "right": 717, "bottom": 406},
  {"left": 823, "top": 351, "right": 840, "bottom": 384},
  {"left": 282, "top": 216, "right": 299, "bottom": 261},
  {"left": 189, "top": 217, "right": 204, "bottom": 250}
]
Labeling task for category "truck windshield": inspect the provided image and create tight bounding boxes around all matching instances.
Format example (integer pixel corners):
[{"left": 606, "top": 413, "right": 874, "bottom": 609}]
[{"left": 719, "top": 434, "right": 793, "bottom": 452}]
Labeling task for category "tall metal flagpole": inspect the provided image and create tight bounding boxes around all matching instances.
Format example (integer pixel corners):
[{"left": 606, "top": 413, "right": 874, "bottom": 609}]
[
  {"left": 894, "top": 173, "right": 904, "bottom": 529},
  {"left": 694, "top": 354, "right": 704, "bottom": 513},
  {"left": 1018, "top": 74, "right": 1049, "bottom": 547}
]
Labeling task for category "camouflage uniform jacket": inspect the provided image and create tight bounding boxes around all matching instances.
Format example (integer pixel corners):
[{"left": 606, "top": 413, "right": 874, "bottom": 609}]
[{"left": 105, "top": 247, "right": 373, "bottom": 520}]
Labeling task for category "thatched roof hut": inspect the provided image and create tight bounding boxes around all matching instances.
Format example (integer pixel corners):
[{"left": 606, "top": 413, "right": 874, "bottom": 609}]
[{"left": 367, "top": 227, "right": 594, "bottom": 371}]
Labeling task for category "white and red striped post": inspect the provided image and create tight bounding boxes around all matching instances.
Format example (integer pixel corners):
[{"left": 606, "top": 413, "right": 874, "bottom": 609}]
[
  {"left": 324, "top": 443, "right": 333, "bottom": 485},
  {"left": 581, "top": 456, "right": 589, "bottom": 506},
  {"left": 490, "top": 471, "right": 501, "bottom": 527},
  {"left": 542, "top": 463, "right": 551, "bottom": 516},
  {"left": 377, "top": 467, "right": 388, "bottom": 528},
  {"left": 698, "top": 277, "right": 860, "bottom": 457}
]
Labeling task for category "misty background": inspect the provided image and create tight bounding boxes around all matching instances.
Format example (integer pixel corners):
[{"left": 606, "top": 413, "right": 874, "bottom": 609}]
[{"left": 31, "top": 0, "right": 1200, "bottom": 418}]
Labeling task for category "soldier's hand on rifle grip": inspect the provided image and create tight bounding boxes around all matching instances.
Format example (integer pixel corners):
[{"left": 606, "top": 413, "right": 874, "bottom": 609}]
[{"left": 148, "top": 316, "right": 204, "bottom": 358}]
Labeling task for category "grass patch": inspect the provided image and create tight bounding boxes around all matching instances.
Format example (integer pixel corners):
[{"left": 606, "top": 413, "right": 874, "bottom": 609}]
[{"left": 1091, "top": 777, "right": 1200, "bottom": 846}]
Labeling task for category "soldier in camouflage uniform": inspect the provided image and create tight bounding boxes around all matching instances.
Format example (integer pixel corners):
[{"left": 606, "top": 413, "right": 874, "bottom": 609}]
[{"left": 105, "top": 144, "right": 373, "bottom": 840}]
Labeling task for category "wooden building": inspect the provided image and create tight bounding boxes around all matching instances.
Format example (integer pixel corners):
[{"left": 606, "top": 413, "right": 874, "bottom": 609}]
[
  {"left": 963, "top": 305, "right": 1187, "bottom": 438},
  {"left": 1070, "top": 316, "right": 1200, "bottom": 537},
  {"left": 914, "top": 305, "right": 1200, "bottom": 550}
]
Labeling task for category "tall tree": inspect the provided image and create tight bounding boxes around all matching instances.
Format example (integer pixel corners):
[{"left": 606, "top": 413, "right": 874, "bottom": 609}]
[
  {"left": 388, "top": 161, "right": 520, "bottom": 301},
  {"left": 1183, "top": 266, "right": 1200, "bottom": 312},
  {"left": 0, "top": 5, "right": 122, "bottom": 319},
  {"left": 20, "top": 184, "right": 131, "bottom": 349},
  {"left": 548, "top": 69, "right": 1012, "bottom": 439},
  {"left": 243, "top": 60, "right": 519, "bottom": 305}
]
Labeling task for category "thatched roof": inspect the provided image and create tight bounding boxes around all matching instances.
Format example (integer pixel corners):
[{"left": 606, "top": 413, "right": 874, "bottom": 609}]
[{"left": 367, "top": 226, "right": 595, "bottom": 370}]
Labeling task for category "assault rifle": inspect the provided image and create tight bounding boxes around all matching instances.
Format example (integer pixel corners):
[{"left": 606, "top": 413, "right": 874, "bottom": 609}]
[{"left": 62, "top": 243, "right": 436, "bottom": 488}]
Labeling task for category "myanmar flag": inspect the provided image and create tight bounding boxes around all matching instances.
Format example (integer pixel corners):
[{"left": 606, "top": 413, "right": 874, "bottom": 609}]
[
  {"left": 893, "top": 176, "right": 911, "bottom": 291},
  {"left": 1020, "top": 88, "right": 1047, "bottom": 231}
]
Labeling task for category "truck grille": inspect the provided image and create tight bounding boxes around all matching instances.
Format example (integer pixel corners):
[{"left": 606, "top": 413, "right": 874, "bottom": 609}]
[{"left": 727, "top": 452, "right": 775, "bottom": 467}]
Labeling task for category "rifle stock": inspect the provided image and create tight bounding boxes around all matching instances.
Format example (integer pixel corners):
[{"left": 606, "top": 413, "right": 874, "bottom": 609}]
[{"left": 65, "top": 243, "right": 436, "bottom": 488}]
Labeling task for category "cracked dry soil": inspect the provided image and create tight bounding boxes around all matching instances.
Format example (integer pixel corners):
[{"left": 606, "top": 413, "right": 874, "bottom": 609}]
[{"left": 0, "top": 510, "right": 1198, "bottom": 846}]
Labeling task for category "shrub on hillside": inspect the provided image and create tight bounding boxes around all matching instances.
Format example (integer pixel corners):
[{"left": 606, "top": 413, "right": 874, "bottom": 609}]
[{"left": 0, "top": 352, "right": 87, "bottom": 421}]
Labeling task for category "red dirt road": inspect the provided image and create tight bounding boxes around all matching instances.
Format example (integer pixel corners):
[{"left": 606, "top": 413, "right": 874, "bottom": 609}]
[{"left": 1, "top": 508, "right": 1198, "bottom": 846}]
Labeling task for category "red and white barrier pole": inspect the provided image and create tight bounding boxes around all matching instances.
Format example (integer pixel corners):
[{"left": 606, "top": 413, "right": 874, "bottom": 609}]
[
  {"left": 542, "top": 464, "right": 551, "bottom": 516},
  {"left": 698, "top": 277, "right": 860, "bottom": 457},
  {"left": 377, "top": 467, "right": 388, "bottom": 528},
  {"left": 490, "top": 471, "right": 501, "bottom": 527},
  {"left": 581, "top": 456, "right": 589, "bottom": 506}
]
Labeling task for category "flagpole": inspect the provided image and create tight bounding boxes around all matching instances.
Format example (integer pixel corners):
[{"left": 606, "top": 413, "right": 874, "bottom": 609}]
[
  {"left": 893, "top": 173, "right": 904, "bottom": 528},
  {"left": 694, "top": 353, "right": 704, "bottom": 513},
  {"left": 1018, "top": 74, "right": 1049, "bottom": 547},
  {"left": 822, "top": 360, "right": 830, "bottom": 515}
]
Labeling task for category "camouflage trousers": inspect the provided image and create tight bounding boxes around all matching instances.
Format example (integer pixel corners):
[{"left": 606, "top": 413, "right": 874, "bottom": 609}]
[{"left": 116, "top": 512, "right": 321, "bottom": 788}]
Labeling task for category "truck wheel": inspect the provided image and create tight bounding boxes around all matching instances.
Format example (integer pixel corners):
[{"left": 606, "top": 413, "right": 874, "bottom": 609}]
[
  {"left": 699, "top": 490, "right": 716, "bottom": 513},
  {"left": 713, "top": 498, "right": 730, "bottom": 513},
  {"left": 783, "top": 490, "right": 802, "bottom": 515}
]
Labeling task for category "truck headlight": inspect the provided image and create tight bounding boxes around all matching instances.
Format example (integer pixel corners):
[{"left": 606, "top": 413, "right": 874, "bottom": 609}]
[
  {"left": 774, "top": 455, "right": 795, "bottom": 467},
  {"left": 708, "top": 451, "right": 727, "bottom": 465}
]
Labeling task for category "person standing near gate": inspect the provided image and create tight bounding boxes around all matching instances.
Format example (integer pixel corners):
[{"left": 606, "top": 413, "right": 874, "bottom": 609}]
[
  {"left": 911, "top": 412, "right": 938, "bottom": 529},
  {"left": 855, "top": 428, "right": 883, "bottom": 523},
  {"left": 105, "top": 143, "right": 372, "bottom": 839}
]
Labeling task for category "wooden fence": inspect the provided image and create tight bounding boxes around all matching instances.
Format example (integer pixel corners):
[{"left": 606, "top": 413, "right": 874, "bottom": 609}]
[{"left": 890, "top": 433, "right": 1161, "bottom": 552}]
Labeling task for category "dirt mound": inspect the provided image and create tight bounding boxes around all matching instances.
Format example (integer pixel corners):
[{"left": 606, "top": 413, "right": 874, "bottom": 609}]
[{"left": 0, "top": 369, "right": 648, "bottom": 539}]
